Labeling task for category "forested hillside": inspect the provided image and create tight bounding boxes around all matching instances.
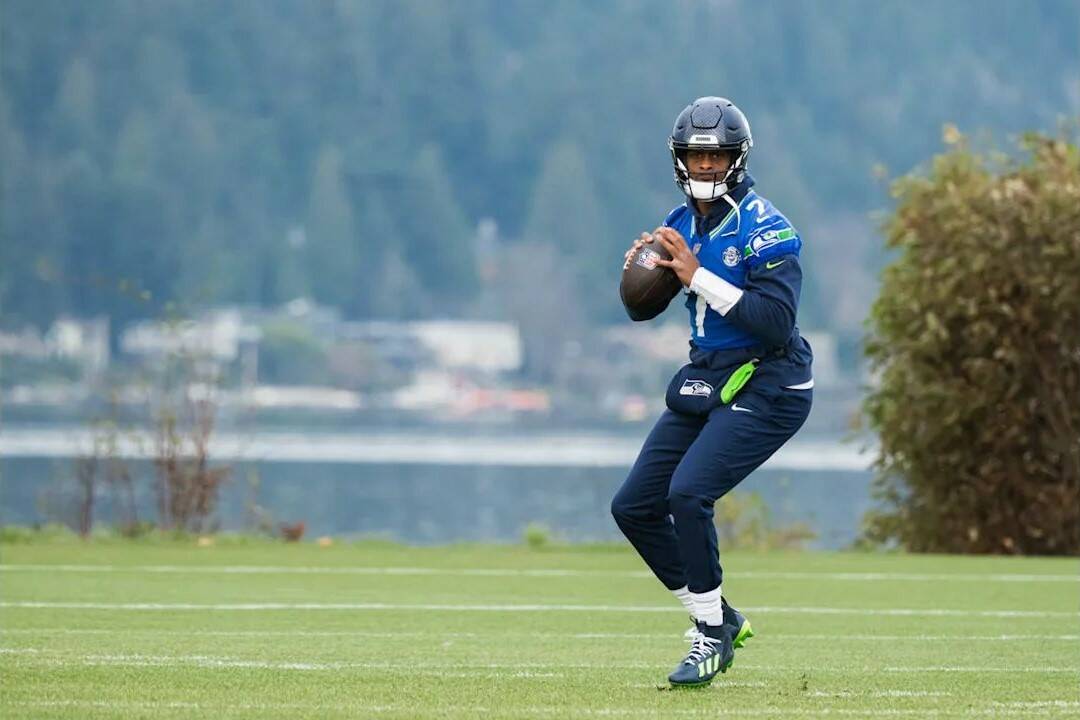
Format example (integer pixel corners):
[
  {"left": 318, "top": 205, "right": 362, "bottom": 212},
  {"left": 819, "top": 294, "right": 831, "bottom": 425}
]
[{"left": 2, "top": 0, "right": 1077, "bottom": 334}]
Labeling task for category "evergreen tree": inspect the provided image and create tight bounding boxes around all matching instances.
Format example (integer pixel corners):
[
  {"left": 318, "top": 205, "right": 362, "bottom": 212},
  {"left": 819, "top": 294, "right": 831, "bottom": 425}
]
[
  {"left": 305, "top": 144, "right": 360, "bottom": 312},
  {"left": 51, "top": 56, "right": 98, "bottom": 155},
  {"left": 399, "top": 144, "right": 476, "bottom": 313},
  {"left": 521, "top": 139, "right": 612, "bottom": 319}
]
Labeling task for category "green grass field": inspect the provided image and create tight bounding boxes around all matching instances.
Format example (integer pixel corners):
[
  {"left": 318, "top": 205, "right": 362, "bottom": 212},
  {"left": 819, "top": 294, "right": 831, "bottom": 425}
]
[{"left": 1, "top": 537, "right": 1077, "bottom": 718}]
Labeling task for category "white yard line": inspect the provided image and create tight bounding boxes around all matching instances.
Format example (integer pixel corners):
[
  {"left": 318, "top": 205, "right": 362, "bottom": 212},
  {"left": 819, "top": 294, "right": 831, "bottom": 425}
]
[
  {"left": 1, "top": 563, "right": 1075, "bottom": 583},
  {"left": 2, "top": 628, "right": 1079, "bottom": 642},
  {"left": 1, "top": 648, "right": 1077, "bottom": 675},
  {"left": 992, "top": 702, "right": 1080, "bottom": 709},
  {"left": 0, "top": 648, "right": 616, "bottom": 673},
  {"left": 744, "top": 606, "right": 1078, "bottom": 618},
  {"left": 882, "top": 666, "right": 1080, "bottom": 673},
  {"left": 810, "top": 691, "right": 954, "bottom": 698},
  {"left": 1, "top": 601, "right": 1074, "bottom": 618}
]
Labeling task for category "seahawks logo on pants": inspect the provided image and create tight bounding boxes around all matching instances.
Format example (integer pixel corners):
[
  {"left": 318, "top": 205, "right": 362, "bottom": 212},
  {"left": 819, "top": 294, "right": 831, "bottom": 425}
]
[{"left": 679, "top": 379, "right": 714, "bottom": 397}]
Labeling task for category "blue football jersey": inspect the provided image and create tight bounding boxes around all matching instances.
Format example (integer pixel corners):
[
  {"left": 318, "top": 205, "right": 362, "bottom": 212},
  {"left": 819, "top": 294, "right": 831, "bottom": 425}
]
[{"left": 663, "top": 191, "right": 803, "bottom": 351}]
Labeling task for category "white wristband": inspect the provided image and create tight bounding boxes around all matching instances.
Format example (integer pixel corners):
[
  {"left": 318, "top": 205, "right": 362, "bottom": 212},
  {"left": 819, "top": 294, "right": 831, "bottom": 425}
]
[{"left": 689, "top": 267, "right": 744, "bottom": 316}]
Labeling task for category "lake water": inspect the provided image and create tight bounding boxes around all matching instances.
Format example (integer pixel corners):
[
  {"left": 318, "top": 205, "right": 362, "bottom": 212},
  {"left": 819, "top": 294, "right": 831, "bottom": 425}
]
[{"left": 0, "top": 427, "right": 875, "bottom": 549}]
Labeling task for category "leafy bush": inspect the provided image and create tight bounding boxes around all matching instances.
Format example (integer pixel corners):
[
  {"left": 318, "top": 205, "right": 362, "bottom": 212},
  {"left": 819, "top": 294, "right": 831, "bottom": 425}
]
[
  {"left": 0, "top": 523, "right": 78, "bottom": 544},
  {"left": 523, "top": 522, "right": 552, "bottom": 550},
  {"left": 714, "top": 491, "right": 816, "bottom": 551},
  {"left": 863, "top": 131, "right": 1080, "bottom": 554}
]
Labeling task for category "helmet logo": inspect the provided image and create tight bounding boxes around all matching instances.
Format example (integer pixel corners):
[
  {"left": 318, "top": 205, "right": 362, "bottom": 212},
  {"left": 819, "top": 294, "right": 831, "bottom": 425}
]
[{"left": 689, "top": 134, "right": 719, "bottom": 145}]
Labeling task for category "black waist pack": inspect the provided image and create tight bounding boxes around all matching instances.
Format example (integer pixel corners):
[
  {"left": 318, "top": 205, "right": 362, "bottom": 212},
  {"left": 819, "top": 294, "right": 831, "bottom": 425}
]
[{"left": 664, "top": 359, "right": 758, "bottom": 417}]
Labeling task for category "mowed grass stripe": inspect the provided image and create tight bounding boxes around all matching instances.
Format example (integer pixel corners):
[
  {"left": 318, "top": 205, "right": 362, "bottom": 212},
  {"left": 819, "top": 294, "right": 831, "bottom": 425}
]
[
  {"left": 5, "top": 698, "right": 1078, "bottom": 718},
  {"left": 2, "top": 601, "right": 1074, "bottom": 618},
  {"left": 2, "top": 648, "right": 1078, "bottom": 674},
  {"left": 4, "top": 628, "right": 1078, "bottom": 641},
  {"left": 2, "top": 606, "right": 1062, "bottom": 640},
  {"left": 6, "top": 559, "right": 1071, "bottom": 614},
  {"left": 6, "top": 626, "right": 1076, "bottom": 675},
  {"left": 2, "top": 563, "right": 1076, "bottom": 583}
]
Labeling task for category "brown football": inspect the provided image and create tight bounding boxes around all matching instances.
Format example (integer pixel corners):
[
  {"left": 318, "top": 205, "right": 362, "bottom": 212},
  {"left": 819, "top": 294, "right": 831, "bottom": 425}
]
[{"left": 619, "top": 238, "right": 683, "bottom": 321}]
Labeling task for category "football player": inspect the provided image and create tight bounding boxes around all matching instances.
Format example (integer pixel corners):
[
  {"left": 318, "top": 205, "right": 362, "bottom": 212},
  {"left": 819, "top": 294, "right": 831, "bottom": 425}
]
[{"left": 611, "top": 97, "right": 814, "bottom": 686}]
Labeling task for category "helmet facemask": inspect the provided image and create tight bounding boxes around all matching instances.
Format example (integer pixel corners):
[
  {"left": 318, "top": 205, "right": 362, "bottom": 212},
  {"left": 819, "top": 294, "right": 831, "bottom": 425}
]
[{"left": 669, "top": 140, "right": 750, "bottom": 202}]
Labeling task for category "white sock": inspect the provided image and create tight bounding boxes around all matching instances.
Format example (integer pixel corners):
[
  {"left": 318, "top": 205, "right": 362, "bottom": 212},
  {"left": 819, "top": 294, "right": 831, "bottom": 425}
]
[
  {"left": 671, "top": 586, "right": 696, "bottom": 617},
  {"left": 690, "top": 586, "right": 724, "bottom": 627}
]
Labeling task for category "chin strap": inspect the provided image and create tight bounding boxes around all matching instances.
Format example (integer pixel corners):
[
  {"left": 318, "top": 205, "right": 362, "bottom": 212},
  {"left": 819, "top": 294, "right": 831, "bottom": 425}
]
[{"left": 721, "top": 192, "right": 739, "bottom": 213}]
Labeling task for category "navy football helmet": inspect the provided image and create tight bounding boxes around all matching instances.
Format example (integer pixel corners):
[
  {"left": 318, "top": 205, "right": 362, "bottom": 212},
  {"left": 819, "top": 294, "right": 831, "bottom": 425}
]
[{"left": 669, "top": 97, "right": 753, "bottom": 202}]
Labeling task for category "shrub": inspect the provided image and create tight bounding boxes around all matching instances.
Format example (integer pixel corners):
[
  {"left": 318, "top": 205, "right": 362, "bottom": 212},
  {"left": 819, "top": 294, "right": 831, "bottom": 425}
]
[
  {"left": 523, "top": 522, "right": 552, "bottom": 550},
  {"left": 714, "top": 491, "right": 816, "bottom": 551},
  {"left": 862, "top": 131, "right": 1080, "bottom": 554}
]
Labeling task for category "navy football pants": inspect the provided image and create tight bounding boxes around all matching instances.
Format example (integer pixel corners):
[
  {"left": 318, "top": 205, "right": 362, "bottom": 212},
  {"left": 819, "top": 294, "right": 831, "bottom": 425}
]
[{"left": 610, "top": 387, "right": 812, "bottom": 593}]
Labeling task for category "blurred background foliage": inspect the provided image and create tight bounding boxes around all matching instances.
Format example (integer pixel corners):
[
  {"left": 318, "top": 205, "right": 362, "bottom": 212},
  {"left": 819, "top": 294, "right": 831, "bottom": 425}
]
[
  {"left": 863, "top": 133, "right": 1080, "bottom": 554},
  {"left": 2, "top": 0, "right": 1078, "bottom": 339}
]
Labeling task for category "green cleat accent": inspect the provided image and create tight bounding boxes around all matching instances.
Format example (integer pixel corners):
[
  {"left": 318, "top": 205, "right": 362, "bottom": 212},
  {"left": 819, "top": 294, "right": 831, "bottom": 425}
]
[
  {"left": 722, "top": 597, "right": 754, "bottom": 649},
  {"left": 733, "top": 619, "right": 754, "bottom": 649}
]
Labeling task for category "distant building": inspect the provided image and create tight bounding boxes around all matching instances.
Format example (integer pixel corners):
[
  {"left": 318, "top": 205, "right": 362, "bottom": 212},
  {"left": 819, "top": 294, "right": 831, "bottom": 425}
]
[
  {"left": 411, "top": 321, "right": 522, "bottom": 373},
  {"left": 0, "top": 316, "right": 110, "bottom": 377},
  {"left": 602, "top": 321, "right": 690, "bottom": 364},
  {"left": 336, "top": 319, "right": 522, "bottom": 374},
  {"left": 121, "top": 309, "right": 261, "bottom": 362}
]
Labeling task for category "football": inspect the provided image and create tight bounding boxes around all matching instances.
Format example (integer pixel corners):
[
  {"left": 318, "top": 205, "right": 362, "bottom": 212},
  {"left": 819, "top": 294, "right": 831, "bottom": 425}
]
[{"left": 619, "top": 237, "right": 683, "bottom": 320}]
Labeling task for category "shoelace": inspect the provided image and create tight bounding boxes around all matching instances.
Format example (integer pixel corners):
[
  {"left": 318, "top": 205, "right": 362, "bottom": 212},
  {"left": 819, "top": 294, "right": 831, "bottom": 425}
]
[
  {"left": 685, "top": 616, "right": 731, "bottom": 641},
  {"left": 683, "top": 631, "right": 722, "bottom": 666}
]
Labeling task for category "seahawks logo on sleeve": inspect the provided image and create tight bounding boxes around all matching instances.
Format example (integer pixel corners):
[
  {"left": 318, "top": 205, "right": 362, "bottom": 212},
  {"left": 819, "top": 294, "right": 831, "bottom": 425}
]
[{"left": 742, "top": 213, "right": 800, "bottom": 268}]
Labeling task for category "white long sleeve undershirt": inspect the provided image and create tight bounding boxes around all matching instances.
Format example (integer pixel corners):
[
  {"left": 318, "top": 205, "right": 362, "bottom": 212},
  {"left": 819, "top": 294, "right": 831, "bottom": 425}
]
[{"left": 689, "top": 267, "right": 744, "bottom": 316}]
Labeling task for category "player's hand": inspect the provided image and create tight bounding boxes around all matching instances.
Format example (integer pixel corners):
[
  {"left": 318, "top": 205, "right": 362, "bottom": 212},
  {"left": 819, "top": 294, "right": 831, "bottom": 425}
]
[
  {"left": 622, "top": 232, "right": 655, "bottom": 270},
  {"left": 654, "top": 227, "right": 700, "bottom": 286}
]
